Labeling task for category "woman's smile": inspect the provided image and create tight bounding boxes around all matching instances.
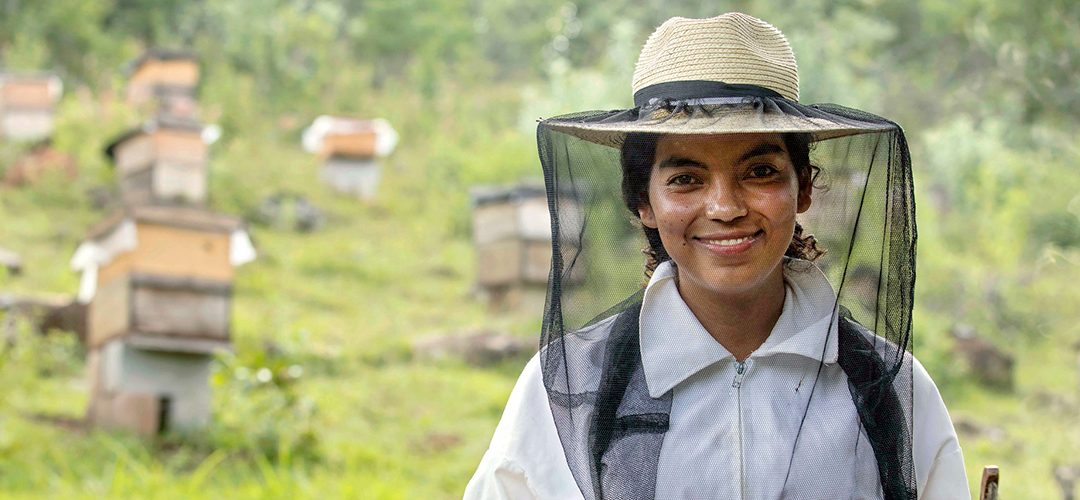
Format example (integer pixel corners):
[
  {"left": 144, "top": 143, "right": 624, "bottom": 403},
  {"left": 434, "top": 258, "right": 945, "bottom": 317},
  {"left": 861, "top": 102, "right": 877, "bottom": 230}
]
[{"left": 693, "top": 229, "right": 763, "bottom": 256}]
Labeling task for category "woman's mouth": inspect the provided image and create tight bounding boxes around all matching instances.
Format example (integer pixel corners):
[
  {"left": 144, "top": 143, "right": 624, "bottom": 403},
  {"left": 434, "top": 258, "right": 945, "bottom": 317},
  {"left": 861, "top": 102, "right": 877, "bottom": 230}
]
[{"left": 695, "top": 230, "right": 763, "bottom": 255}]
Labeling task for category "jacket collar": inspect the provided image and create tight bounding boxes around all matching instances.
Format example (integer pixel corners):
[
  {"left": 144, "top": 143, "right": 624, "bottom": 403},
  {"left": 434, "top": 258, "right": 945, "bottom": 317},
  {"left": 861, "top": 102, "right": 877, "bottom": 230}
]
[{"left": 638, "top": 260, "right": 839, "bottom": 399}]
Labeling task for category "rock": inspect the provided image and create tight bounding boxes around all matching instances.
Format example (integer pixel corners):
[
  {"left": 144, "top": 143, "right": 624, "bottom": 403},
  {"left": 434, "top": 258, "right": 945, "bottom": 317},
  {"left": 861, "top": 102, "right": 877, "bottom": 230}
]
[
  {"left": 0, "top": 246, "right": 22, "bottom": 275},
  {"left": 40, "top": 300, "right": 87, "bottom": 340},
  {"left": 0, "top": 292, "right": 85, "bottom": 340},
  {"left": 411, "top": 432, "right": 463, "bottom": 453},
  {"left": 294, "top": 196, "right": 324, "bottom": 232},
  {"left": 952, "top": 416, "right": 1006, "bottom": 442},
  {"left": 253, "top": 192, "right": 324, "bottom": 232},
  {"left": 412, "top": 329, "right": 534, "bottom": 366},
  {"left": 2, "top": 143, "right": 77, "bottom": 187},
  {"left": 1053, "top": 464, "right": 1080, "bottom": 500},
  {"left": 86, "top": 185, "right": 117, "bottom": 211},
  {"left": 950, "top": 323, "right": 1015, "bottom": 390}
]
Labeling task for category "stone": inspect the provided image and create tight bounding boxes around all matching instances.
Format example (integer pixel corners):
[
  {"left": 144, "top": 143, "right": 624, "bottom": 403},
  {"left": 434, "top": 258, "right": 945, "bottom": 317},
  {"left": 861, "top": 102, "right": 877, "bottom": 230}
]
[
  {"left": 950, "top": 323, "right": 1015, "bottom": 390},
  {"left": 0, "top": 246, "right": 22, "bottom": 275},
  {"left": 2, "top": 143, "right": 77, "bottom": 187},
  {"left": 1053, "top": 464, "right": 1080, "bottom": 500},
  {"left": 254, "top": 192, "right": 324, "bottom": 232},
  {"left": 951, "top": 416, "right": 1005, "bottom": 442},
  {"left": 412, "top": 329, "right": 534, "bottom": 366},
  {"left": 0, "top": 292, "right": 84, "bottom": 339}
]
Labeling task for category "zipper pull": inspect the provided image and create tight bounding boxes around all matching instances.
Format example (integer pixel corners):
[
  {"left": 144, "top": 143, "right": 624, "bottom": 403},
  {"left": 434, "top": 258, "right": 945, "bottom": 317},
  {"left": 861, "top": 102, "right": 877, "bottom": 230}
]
[{"left": 732, "top": 360, "right": 747, "bottom": 389}]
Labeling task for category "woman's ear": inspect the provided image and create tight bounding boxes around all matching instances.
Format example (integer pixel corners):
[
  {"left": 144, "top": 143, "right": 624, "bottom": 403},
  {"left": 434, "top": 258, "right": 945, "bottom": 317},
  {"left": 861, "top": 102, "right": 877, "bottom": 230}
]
[
  {"left": 638, "top": 201, "right": 657, "bottom": 228},
  {"left": 797, "top": 180, "right": 812, "bottom": 214}
]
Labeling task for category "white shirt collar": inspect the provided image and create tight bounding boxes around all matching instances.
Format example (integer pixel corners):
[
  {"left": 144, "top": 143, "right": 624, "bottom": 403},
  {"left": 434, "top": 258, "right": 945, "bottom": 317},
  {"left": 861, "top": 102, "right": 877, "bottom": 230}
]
[{"left": 639, "top": 259, "right": 840, "bottom": 398}]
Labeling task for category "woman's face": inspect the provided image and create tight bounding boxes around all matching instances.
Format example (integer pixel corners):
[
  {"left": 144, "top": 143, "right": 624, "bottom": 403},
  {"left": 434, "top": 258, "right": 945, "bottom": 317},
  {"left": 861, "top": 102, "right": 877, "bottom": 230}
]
[{"left": 638, "top": 133, "right": 812, "bottom": 297}]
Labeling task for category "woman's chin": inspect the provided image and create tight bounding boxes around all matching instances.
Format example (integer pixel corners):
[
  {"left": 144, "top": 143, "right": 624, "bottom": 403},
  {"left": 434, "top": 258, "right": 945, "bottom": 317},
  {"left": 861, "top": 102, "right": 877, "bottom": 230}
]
[{"left": 675, "top": 261, "right": 785, "bottom": 299}]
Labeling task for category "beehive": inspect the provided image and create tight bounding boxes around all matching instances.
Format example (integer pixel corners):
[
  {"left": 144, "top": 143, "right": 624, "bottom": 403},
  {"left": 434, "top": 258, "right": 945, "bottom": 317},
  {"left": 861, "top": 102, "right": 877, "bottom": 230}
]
[
  {"left": 81, "top": 206, "right": 242, "bottom": 349},
  {"left": 302, "top": 116, "right": 398, "bottom": 199},
  {"left": 0, "top": 73, "right": 62, "bottom": 141},
  {"left": 75, "top": 206, "right": 254, "bottom": 435},
  {"left": 125, "top": 51, "right": 199, "bottom": 110},
  {"left": 105, "top": 118, "right": 208, "bottom": 205},
  {"left": 470, "top": 184, "right": 583, "bottom": 310}
]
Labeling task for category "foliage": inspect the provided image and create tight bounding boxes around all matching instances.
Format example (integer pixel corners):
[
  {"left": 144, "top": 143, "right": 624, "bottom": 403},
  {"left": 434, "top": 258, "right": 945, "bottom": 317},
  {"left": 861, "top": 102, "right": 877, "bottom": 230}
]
[{"left": 208, "top": 340, "right": 321, "bottom": 465}]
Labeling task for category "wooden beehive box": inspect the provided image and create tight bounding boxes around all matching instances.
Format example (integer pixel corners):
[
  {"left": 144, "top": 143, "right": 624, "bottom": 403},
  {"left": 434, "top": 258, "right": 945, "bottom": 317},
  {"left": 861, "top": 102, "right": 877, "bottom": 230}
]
[
  {"left": 1, "top": 109, "right": 55, "bottom": 141},
  {"left": 321, "top": 129, "right": 378, "bottom": 159},
  {"left": 0, "top": 74, "right": 62, "bottom": 141},
  {"left": 83, "top": 206, "right": 242, "bottom": 350},
  {"left": 302, "top": 116, "right": 398, "bottom": 198},
  {"left": 0, "top": 75, "right": 60, "bottom": 109},
  {"left": 105, "top": 118, "right": 208, "bottom": 205},
  {"left": 303, "top": 116, "right": 397, "bottom": 160},
  {"left": 471, "top": 185, "right": 583, "bottom": 288},
  {"left": 125, "top": 51, "right": 199, "bottom": 107}
]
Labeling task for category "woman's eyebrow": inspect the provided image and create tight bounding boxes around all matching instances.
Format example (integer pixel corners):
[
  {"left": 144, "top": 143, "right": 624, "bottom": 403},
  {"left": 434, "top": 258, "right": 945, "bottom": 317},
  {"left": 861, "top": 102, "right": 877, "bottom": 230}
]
[
  {"left": 736, "top": 143, "right": 786, "bottom": 164},
  {"left": 656, "top": 156, "right": 707, "bottom": 169}
]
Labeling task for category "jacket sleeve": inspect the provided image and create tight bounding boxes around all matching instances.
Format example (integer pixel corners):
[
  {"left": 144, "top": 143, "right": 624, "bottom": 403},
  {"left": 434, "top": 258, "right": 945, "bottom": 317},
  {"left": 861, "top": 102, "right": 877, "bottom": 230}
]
[
  {"left": 464, "top": 453, "right": 538, "bottom": 500},
  {"left": 912, "top": 356, "right": 971, "bottom": 499},
  {"left": 463, "top": 354, "right": 583, "bottom": 500}
]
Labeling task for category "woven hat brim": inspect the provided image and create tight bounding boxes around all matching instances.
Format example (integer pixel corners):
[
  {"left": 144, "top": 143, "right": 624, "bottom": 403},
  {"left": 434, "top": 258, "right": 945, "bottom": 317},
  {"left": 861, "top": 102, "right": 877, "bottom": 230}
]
[{"left": 542, "top": 103, "right": 895, "bottom": 149}]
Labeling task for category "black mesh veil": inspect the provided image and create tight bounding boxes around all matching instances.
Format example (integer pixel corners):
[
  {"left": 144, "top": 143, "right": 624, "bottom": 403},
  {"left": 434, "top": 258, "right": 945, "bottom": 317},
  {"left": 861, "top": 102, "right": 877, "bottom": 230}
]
[{"left": 537, "top": 96, "right": 916, "bottom": 499}]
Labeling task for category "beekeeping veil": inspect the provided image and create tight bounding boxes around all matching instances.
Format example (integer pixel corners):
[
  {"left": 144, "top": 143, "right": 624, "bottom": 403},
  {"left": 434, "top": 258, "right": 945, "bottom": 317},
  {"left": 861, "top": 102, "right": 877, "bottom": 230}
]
[{"left": 536, "top": 13, "right": 917, "bottom": 499}]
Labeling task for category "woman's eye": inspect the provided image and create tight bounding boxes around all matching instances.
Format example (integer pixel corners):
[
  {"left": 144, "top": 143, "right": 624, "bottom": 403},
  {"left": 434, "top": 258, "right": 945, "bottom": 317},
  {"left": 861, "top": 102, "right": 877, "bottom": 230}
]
[
  {"left": 749, "top": 165, "right": 779, "bottom": 178},
  {"left": 667, "top": 173, "right": 698, "bottom": 186}
]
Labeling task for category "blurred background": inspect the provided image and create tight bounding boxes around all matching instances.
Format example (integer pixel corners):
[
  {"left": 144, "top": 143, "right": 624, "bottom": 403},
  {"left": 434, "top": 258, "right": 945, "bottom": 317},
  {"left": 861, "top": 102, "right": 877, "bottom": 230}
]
[{"left": 0, "top": 0, "right": 1077, "bottom": 498}]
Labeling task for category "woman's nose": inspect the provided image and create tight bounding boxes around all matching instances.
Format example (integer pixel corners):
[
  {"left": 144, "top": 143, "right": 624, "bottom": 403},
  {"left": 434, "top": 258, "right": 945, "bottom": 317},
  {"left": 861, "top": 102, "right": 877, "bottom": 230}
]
[{"left": 704, "top": 182, "right": 748, "bottom": 222}]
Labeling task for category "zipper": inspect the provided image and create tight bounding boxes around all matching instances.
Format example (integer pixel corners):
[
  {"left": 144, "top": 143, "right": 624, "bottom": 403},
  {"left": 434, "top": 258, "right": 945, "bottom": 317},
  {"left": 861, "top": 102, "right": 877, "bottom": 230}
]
[
  {"left": 733, "top": 360, "right": 749, "bottom": 500},
  {"left": 732, "top": 360, "right": 747, "bottom": 388}
]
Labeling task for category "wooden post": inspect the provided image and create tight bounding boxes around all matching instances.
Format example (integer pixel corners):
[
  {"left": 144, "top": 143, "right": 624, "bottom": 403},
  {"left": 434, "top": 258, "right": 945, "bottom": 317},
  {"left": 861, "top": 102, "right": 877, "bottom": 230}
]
[{"left": 979, "top": 465, "right": 1000, "bottom": 500}]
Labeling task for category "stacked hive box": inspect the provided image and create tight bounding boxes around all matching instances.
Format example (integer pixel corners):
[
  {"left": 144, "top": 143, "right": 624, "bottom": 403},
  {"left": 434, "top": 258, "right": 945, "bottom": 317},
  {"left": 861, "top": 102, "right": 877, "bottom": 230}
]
[
  {"left": 0, "top": 73, "right": 62, "bottom": 141},
  {"left": 105, "top": 117, "right": 208, "bottom": 206},
  {"left": 125, "top": 51, "right": 199, "bottom": 120},
  {"left": 471, "top": 184, "right": 582, "bottom": 311},
  {"left": 302, "top": 116, "right": 398, "bottom": 199},
  {"left": 73, "top": 51, "right": 253, "bottom": 436},
  {"left": 76, "top": 207, "right": 253, "bottom": 434}
]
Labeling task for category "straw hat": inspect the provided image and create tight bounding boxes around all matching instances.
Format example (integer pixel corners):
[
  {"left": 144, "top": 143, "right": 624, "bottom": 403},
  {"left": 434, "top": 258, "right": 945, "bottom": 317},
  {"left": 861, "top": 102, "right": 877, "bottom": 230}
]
[{"left": 542, "top": 13, "right": 892, "bottom": 147}]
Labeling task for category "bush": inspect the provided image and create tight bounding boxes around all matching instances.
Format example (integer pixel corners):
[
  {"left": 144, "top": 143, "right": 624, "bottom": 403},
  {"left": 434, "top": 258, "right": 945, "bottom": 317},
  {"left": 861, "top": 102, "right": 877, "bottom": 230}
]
[{"left": 206, "top": 340, "right": 321, "bottom": 465}]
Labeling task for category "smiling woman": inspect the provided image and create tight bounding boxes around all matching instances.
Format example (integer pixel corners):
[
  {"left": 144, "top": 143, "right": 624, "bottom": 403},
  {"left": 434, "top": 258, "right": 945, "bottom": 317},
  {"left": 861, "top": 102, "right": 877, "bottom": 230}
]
[
  {"left": 626, "top": 133, "right": 814, "bottom": 360},
  {"left": 467, "top": 12, "right": 969, "bottom": 500}
]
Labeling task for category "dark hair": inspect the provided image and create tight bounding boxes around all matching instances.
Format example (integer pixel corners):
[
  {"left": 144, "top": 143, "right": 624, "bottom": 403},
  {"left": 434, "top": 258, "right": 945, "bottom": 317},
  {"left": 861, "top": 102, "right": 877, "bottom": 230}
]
[{"left": 620, "top": 132, "right": 826, "bottom": 278}]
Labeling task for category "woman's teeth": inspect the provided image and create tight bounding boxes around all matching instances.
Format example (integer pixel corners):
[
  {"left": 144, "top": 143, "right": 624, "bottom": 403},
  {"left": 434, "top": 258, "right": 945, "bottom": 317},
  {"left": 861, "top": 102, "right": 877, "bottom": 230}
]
[{"left": 701, "top": 235, "right": 753, "bottom": 246}]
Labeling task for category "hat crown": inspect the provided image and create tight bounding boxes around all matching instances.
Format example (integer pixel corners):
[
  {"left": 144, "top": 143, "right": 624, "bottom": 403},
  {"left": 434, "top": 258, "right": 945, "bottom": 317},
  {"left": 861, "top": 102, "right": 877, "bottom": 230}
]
[{"left": 632, "top": 13, "right": 800, "bottom": 101}]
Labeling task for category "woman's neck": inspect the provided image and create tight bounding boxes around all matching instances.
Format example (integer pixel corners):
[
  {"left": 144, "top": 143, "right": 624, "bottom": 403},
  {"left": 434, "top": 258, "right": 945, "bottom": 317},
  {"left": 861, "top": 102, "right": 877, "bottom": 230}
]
[{"left": 674, "top": 265, "right": 787, "bottom": 362}]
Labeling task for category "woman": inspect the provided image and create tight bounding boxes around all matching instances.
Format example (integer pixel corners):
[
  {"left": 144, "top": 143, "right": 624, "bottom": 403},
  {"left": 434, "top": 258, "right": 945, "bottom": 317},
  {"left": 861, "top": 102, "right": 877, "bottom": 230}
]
[{"left": 467, "top": 13, "right": 967, "bottom": 499}]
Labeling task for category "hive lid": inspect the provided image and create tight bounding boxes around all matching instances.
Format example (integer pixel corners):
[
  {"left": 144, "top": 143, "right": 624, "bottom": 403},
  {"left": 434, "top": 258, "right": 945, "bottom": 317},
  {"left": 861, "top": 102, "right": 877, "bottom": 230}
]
[
  {"left": 86, "top": 206, "right": 244, "bottom": 240},
  {"left": 125, "top": 50, "right": 198, "bottom": 76},
  {"left": 469, "top": 183, "right": 548, "bottom": 207},
  {"left": 302, "top": 115, "right": 398, "bottom": 157},
  {"left": 103, "top": 116, "right": 205, "bottom": 161}
]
